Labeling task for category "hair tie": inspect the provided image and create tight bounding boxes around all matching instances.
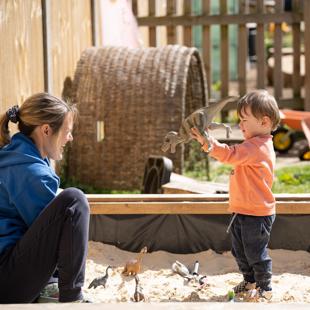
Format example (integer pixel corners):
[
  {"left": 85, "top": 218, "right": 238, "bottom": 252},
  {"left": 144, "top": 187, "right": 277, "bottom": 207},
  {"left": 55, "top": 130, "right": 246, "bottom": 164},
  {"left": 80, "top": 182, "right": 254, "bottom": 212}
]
[{"left": 6, "top": 105, "right": 20, "bottom": 123}]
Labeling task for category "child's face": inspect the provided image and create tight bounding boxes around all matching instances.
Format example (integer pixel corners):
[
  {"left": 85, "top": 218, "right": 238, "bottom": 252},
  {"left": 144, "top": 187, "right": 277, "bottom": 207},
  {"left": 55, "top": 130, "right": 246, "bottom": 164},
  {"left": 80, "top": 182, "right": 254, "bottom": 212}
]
[{"left": 238, "top": 106, "right": 271, "bottom": 139}]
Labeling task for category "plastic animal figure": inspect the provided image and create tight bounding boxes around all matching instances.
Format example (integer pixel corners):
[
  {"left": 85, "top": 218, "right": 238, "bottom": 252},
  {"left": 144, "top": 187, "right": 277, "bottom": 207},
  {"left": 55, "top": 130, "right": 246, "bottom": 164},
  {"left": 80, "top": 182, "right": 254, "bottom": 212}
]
[
  {"left": 133, "top": 275, "right": 145, "bottom": 302},
  {"left": 161, "top": 96, "right": 238, "bottom": 153},
  {"left": 171, "top": 260, "right": 192, "bottom": 279},
  {"left": 88, "top": 265, "right": 112, "bottom": 289},
  {"left": 122, "top": 246, "right": 147, "bottom": 276}
]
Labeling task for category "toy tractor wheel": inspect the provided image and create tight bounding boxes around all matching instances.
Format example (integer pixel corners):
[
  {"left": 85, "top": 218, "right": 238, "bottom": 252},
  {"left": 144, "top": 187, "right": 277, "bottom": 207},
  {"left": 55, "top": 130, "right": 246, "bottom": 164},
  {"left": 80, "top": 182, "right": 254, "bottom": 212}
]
[
  {"left": 273, "top": 128, "right": 295, "bottom": 153},
  {"left": 299, "top": 146, "right": 310, "bottom": 161}
]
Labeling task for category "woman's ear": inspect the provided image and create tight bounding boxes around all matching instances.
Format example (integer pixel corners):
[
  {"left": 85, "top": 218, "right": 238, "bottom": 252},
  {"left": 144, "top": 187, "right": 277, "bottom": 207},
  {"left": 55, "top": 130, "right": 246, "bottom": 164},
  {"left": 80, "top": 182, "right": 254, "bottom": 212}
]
[{"left": 41, "top": 124, "right": 51, "bottom": 137}]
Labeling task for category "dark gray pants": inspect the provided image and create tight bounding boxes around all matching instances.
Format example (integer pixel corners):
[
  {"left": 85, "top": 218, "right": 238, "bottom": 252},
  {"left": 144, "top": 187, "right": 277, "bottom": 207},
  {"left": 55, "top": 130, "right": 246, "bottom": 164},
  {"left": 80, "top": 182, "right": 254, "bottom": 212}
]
[
  {"left": 0, "top": 188, "right": 90, "bottom": 303},
  {"left": 231, "top": 214, "right": 275, "bottom": 291}
]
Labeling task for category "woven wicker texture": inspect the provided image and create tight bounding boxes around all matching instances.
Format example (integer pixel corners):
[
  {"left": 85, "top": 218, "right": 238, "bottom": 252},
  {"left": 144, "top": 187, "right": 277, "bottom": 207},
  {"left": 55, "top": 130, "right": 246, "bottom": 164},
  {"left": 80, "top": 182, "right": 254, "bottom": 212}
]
[{"left": 67, "top": 45, "right": 208, "bottom": 190}]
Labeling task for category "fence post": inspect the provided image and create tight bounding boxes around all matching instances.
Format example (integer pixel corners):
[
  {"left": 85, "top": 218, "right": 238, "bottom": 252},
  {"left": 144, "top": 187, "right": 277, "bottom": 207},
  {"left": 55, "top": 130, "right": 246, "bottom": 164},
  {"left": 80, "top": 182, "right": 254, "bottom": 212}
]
[
  {"left": 273, "top": 0, "right": 283, "bottom": 100},
  {"left": 304, "top": 0, "right": 310, "bottom": 110},
  {"left": 202, "top": 0, "right": 211, "bottom": 99}
]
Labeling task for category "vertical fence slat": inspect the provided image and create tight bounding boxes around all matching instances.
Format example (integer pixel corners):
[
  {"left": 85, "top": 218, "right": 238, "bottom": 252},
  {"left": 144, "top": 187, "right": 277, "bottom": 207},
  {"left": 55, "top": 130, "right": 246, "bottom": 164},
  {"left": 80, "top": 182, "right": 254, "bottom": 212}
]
[
  {"left": 183, "top": 1, "right": 192, "bottom": 46},
  {"left": 273, "top": 0, "right": 283, "bottom": 99},
  {"left": 220, "top": 0, "right": 229, "bottom": 98},
  {"left": 0, "top": 0, "right": 44, "bottom": 109},
  {"left": 132, "top": 0, "right": 138, "bottom": 16},
  {"left": 149, "top": 0, "right": 156, "bottom": 46},
  {"left": 42, "top": 0, "right": 52, "bottom": 93},
  {"left": 304, "top": 0, "right": 310, "bottom": 110},
  {"left": 292, "top": 0, "right": 301, "bottom": 98},
  {"left": 256, "top": 2, "right": 265, "bottom": 89},
  {"left": 202, "top": 0, "right": 211, "bottom": 98},
  {"left": 167, "top": 0, "right": 176, "bottom": 44},
  {"left": 238, "top": 0, "right": 247, "bottom": 96}
]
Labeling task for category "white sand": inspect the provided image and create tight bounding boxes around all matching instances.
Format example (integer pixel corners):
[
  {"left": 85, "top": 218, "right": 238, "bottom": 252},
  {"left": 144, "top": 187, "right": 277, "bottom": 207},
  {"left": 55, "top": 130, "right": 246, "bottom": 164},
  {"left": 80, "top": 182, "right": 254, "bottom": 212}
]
[{"left": 84, "top": 241, "right": 310, "bottom": 303}]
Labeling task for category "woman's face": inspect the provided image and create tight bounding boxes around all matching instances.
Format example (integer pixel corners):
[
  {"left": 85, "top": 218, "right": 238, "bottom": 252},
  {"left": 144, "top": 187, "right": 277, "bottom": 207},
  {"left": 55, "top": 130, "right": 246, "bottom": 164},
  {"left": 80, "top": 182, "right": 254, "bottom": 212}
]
[{"left": 45, "top": 113, "right": 73, "bottom": 160}]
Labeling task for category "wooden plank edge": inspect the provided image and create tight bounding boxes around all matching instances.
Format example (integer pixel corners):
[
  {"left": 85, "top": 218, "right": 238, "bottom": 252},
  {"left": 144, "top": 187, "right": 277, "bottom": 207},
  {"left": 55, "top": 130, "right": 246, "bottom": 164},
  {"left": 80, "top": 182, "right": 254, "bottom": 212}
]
[
  {"left": 89, "top": 201, "right": 310, "bottom": 215},
  {"left": 86, "top": 193, "right": 310, "bottom": 202}
]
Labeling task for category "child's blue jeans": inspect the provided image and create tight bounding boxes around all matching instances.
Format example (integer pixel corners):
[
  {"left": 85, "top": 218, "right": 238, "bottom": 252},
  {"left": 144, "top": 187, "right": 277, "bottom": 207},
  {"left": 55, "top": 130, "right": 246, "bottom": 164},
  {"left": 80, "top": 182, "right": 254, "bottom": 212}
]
[{"left": 231, "top": 213, "right": 275, "bottom": 291}]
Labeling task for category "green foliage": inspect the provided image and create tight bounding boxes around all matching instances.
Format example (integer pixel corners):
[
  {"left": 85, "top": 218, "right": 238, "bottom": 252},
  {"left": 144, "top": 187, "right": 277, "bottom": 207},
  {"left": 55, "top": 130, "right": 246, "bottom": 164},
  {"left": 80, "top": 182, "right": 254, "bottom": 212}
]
[
  {"left": 184, "top": 142, "right": 210, "bottom": 180},
  {"left": 227, "top": 290, "right": 235, "bottom": 301},
  {"left": 209, "top": 164, "right": 233, "bottom": 181},
  {"left": 272, "top": 165, "right": 310, "bottom": 193},
  {"left": 184, "top": 143, "right": 310, "bottom": 194},
  {"left": 60, "top": 177, "right": 140, "bottom": 194}
]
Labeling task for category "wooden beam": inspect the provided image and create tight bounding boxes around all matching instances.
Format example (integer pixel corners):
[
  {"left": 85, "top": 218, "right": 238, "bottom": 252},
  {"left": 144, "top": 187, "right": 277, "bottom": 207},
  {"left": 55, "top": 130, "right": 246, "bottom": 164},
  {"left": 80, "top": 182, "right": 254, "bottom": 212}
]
[
  {"left": 166, "top": 0, "right": 176, "bottom": 44},
  {"left": 41, "top": 0, "right": 52, "bottom": 93},
  {"left": 136, "top": 12, "right": 302, "bottom": 27},
  {"left": 148, "top": 0, "right": 156, "bottom": 46},
  {"left": 292, "top": 0, "right": 301, "bottom": 98},
  {"left": 131, "top": 0, "right": 138, "bottom": 16},
  {"left": 256, "top": 2, "right": 265, "bottom": 89},
  {"left": 238, "top": 0, "right": 247, "bottom": 96},
  {"left": 86, "top": 193, "right": 310, "bottom": 202},
  {"left": 273, "top": 0, "right": 283, "bottom": 100},
  {"left": 304, "top": 0, "right": 310, "bottom": 110},
  {"left": 89, "top": 201, "right": 310, "bottom": 215},
  {"left": 87, "top": 194, "right": 310, "bottom": 215},
  {"left": 183, "top": 0, "right": 192, "bottom": 47},
  {"left": 220, "top": 0, "right": 229, "bottom": 98},
  {"left": 202, "top": 0, "right": 211, "bottom": 98}
]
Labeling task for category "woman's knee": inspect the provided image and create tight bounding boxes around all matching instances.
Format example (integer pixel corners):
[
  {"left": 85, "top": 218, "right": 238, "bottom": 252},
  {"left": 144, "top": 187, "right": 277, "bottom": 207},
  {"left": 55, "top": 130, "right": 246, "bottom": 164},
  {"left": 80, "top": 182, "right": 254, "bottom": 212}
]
[{"left": 59, "top": 188, "right": 90, "bottom": 214}]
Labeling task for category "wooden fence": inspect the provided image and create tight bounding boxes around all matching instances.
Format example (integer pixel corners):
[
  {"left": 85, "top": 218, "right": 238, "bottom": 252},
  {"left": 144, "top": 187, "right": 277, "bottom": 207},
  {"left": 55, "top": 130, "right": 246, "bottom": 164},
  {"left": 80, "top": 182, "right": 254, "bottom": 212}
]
[
  {"left": 133, "top": 0, "right": 310, "bottom": 111},
  {"left": 0, "top": 0, "right": 102, "bottom": 116},
  {"left": 1, "top": 0, "right": 310, "bottom": 120}
]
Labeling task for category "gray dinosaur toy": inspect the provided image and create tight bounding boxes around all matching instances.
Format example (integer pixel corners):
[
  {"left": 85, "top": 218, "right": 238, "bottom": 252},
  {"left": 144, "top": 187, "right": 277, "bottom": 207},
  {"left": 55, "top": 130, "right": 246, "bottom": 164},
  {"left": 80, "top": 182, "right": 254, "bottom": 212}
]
[
  {"left": 161, "top": 96, "right": 238, "bottom": 153},
  {"left": 88, "top": 265, "right": 112, "bottom": 289}
]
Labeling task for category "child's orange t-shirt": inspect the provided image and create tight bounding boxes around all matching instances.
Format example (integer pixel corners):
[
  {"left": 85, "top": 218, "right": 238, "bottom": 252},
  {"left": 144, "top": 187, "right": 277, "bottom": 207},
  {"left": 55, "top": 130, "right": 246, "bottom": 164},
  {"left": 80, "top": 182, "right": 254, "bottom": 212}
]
[{"left": 209, "top": 134, "right": 276, "bottom": 216}]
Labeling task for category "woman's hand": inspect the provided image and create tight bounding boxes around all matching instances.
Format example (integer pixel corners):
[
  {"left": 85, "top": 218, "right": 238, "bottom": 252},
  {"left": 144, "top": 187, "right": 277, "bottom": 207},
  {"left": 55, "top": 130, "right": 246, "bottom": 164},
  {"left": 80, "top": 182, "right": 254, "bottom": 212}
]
[{"left": 190, "top": 127, "right": 207, "bottom": 146}]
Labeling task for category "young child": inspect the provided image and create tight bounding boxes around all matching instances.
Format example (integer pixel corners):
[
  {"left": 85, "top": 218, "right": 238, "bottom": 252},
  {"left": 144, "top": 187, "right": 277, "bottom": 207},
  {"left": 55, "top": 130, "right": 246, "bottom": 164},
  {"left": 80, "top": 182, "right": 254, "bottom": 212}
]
[{"left": 191, "top": 89, "right": 280, "bottom": 299}]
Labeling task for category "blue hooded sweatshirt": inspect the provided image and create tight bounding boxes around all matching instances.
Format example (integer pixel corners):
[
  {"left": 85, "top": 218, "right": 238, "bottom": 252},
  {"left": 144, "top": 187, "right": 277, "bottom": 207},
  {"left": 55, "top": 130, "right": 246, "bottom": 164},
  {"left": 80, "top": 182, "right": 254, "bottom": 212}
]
[{"left": 0, "top": 133, "right": 60, "bottom": 255}]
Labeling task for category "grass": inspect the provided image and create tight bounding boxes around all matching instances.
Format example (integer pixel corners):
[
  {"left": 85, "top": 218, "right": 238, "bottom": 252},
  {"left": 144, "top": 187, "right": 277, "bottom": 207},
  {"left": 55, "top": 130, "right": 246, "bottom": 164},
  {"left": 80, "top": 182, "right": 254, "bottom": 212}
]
[
  {"left": 60, "top": 177, "right": 140, "bottom": 194},
  {"left": 272, "top": 164, "right": 310, "bottom": 193},
  {"left": 184, "top": 160, "right": 310, "bottom": 194}
]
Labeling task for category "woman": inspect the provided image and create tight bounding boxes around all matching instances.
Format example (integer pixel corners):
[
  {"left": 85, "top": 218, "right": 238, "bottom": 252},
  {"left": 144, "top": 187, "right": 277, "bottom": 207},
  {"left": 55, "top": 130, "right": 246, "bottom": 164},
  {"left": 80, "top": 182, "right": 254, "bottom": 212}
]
[{"left": 0, "top": 93, "right": 90, "bottom": 303}]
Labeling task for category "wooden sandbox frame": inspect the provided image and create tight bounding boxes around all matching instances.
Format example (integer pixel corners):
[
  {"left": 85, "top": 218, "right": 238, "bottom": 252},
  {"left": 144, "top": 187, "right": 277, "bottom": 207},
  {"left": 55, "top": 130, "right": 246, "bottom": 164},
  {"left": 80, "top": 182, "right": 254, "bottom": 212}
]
[{"left": 87, "top": 194, "right": 310, "bottom": 215}]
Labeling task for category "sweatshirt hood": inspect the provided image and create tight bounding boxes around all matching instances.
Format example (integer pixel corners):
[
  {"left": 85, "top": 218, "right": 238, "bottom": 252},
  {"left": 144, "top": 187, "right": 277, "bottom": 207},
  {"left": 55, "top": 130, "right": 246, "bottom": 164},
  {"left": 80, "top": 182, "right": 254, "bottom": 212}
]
[{"left": 0, "top": 133, "right": 49, "bottom": 168}]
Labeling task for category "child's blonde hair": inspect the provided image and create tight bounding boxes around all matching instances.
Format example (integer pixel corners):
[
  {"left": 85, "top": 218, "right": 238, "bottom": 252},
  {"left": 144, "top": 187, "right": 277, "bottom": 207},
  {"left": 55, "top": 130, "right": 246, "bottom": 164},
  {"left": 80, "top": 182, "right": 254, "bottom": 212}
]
[
  {"left": 237, "top": 89, "right": 280, "bottom": 131},
  {"left": 0, "top": 93, "right": 77, "bottom": 147}
]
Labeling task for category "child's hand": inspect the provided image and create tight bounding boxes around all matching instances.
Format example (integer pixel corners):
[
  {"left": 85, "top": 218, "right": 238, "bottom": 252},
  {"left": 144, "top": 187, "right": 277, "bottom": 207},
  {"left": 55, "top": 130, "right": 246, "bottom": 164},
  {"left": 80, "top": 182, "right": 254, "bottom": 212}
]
[{"left": 191, "top": 127, "right": 207, "bottom": 146}]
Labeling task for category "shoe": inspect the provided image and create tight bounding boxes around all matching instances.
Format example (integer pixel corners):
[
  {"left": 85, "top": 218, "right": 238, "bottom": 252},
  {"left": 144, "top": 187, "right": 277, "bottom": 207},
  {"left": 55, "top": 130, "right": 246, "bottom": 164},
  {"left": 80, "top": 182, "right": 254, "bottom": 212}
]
[
  {"left": 245, "top": 287, "right": 272, "bottom": 301},
  {"left": 233, "top": 280, "right": 256, "bottom": 293},
  {"left": 257, "top": 287, "right": 272, "bottom": 300},
  {"left": 72, "top": 299, "right": 92, "bottom": 303},
  {"left": 36, "top": 283, "right": 59, "bottom": 303}
]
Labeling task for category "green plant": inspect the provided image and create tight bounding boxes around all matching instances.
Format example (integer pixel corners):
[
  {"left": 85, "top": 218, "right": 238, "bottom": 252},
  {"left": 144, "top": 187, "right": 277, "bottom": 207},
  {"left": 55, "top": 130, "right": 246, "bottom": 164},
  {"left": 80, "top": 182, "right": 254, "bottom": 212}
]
[
  {"left": 60, "top": 177, "right": 140, "bottom": 194},
  {"left": 272, "top": 164, "right": 310, "bottom": 193}
]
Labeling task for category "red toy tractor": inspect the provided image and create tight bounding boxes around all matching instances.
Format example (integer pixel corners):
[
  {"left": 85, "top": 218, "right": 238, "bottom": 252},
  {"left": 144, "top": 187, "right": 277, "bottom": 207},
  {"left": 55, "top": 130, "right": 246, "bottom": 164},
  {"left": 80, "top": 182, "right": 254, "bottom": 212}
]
[{"left": 272, "top": 109, "right": 310, "bottom": 160}]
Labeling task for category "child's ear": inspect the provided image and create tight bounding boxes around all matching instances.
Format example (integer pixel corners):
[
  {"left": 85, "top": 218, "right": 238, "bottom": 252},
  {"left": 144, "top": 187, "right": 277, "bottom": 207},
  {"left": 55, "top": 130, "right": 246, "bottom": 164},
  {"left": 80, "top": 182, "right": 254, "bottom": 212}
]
[{"left": 261, "top": 116, "right": 272, "bottom": 128}]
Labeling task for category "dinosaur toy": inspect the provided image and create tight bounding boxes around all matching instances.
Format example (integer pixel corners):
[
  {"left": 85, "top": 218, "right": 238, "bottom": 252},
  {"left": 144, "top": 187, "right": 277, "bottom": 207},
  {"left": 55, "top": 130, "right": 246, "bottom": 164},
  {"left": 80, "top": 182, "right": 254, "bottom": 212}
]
[
  {"left": 161, "top": 96, "right": 238, "bottom": 153},
  {"left": 133, "top": 275, "right": 145, "bottom": 302},
  {"left": 172, "top": 260, "right": 192, "bottom": 279},
  {"left": 122, "top": 246, "right": 147, "bottom": 276},
  {"left": 88, "top": 265, "right": 112, "bottom": 289}
]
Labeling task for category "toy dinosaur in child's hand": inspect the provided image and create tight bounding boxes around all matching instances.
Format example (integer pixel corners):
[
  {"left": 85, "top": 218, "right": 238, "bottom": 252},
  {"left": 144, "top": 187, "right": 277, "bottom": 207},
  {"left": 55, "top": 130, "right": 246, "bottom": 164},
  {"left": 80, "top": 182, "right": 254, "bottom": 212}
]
[{"left": 161, "top": 96, "right": 238, "bottom": 153}]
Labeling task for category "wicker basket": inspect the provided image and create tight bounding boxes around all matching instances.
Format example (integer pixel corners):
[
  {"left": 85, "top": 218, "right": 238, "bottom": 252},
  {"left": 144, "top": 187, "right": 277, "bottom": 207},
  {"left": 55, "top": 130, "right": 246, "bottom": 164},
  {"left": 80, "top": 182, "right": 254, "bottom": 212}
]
[{"left": 66, "top": 45, "right": 208, "bottom": 190}]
